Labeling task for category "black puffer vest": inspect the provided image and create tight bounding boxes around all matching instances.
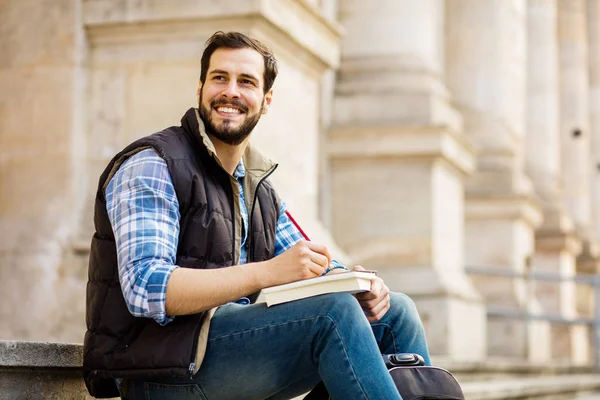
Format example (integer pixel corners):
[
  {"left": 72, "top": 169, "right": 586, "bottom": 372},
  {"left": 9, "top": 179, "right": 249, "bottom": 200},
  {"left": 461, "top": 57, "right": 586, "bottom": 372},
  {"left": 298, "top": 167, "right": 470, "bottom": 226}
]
[{"left": 83, "top": 108, "right": 280, "bottom": 398}]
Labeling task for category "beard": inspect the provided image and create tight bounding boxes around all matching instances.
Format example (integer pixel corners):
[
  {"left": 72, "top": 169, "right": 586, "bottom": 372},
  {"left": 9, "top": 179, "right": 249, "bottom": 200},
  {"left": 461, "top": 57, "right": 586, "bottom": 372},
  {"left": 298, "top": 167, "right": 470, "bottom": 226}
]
[{"left": 199, "top": 93, "right": 264, "bottom": 146}]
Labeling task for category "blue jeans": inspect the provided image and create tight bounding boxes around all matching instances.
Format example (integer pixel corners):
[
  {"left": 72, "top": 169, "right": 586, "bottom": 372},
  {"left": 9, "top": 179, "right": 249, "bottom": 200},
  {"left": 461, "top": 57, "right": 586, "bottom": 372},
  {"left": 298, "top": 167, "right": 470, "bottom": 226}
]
[{"left": 122, "top": 292, "right": 430, "bottom": 400}]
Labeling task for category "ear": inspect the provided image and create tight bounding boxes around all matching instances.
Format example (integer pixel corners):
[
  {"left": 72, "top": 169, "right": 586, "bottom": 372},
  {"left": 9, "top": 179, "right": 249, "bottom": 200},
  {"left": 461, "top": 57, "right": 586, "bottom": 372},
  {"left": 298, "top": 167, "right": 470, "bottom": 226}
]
[
  {"left": 196, "top": 80, "right": 202, "bottom": 104},
  {"left": 261, "top": 89, "right": 273, "bottom": 115}
]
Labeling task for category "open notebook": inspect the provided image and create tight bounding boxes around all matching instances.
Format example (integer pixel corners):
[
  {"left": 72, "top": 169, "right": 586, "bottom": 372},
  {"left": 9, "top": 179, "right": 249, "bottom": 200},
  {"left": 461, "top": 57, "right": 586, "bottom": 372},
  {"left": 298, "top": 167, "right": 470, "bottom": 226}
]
[{"left": 263, "top": 271, "right": 377, "bottom": 307}]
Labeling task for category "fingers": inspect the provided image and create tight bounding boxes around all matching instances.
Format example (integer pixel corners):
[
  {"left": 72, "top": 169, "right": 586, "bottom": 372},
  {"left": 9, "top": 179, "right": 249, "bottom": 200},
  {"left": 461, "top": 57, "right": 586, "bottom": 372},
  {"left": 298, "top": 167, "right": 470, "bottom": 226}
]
[
  {"left": 295, "top": 241, "right": 327, "bottom": 276},
  {"left": 362, "top": 294, "right": 389, "bottom": 316},
  {"left": 307, "top": 261, "right": 326, "bottom": 276},
  {"left": 306, "top": 242, "right": 332, "bottom": 265},
  {"left": 309, "top": 251, "right": 330, "bottom": 270},
  {"left": 355, "top": 277, "right": 385, "bottom": 301},
  {"left": 366, "top": 300, "right": 390, "bottom": 322},
  {"left": 355, "top": 279, "right": 391, "bottom": 322}
]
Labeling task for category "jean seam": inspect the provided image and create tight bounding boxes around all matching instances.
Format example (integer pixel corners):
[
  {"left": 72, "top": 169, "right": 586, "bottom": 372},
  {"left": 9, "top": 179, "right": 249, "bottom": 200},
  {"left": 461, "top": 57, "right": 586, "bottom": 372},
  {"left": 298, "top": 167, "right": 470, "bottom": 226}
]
[
  {"left": 208, "top": 316, "right": 322, "bottom": 342},
  {"left": 371, "top": 322, "right": 398, "bottom": 354}
]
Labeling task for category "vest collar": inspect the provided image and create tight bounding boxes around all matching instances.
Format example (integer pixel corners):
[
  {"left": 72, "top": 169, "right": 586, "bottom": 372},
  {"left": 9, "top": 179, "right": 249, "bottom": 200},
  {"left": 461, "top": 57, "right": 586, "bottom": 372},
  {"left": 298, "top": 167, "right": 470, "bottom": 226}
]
[{"left": 181, "top": 107, "right": 277, "bottom": 179}]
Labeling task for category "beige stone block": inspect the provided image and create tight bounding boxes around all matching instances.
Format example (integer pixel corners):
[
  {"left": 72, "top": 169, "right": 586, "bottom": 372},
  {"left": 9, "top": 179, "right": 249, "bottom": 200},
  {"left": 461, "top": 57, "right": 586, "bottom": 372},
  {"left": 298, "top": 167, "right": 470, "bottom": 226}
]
[
  {"left": 526, "top": 300, "right": 551, "bottom": 363},
  {"left": 415, "top": 295, "right": 486, "bottom": 361},
  {"left": 338, "top": 0, "right": 445, "bottom": 71},
  {"left": 329, "top": 125, "right": 484, "bottom": 360},
  {"left": 0, "top": 154, "right": 73, "bottom": 254},
  {"left": 0, "top": 0, "right": 76, "bottom": 68},
  {"left": 465, "top": 194, "right": 550, "bottom": 359},
  {"left": 570, "top": 324, "right": 591, "bottom": 365},
  {"left": 0, "top": 249, "right": 60, "bottom": 341},
  {"left": 127, "top": 64, "right": 199, "bottom": 137},
  {"left": 84, "top": 0, "right": 341, "bottom": 71},
  {"left": 446, "top": 0, "right": 528, "bottom": 138},
  {"left": 0, "top": 67, "right": 74, "bottom": 155},
  {"left": 486, "top": 317, "right": 528, "bottom": 358},
  {"left": 558, "top": 0, "right": 592, "bottom": 231}
]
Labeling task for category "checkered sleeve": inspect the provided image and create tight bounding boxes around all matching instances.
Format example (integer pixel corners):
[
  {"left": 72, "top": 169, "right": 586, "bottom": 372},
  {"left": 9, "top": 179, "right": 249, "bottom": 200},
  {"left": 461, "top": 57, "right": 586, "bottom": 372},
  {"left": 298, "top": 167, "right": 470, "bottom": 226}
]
[
  {"left": 105, "top": 148, "right": 180, "bottom": 326},
  {"left": 274, "top": 201, "right": 345, "bottom": 268}
]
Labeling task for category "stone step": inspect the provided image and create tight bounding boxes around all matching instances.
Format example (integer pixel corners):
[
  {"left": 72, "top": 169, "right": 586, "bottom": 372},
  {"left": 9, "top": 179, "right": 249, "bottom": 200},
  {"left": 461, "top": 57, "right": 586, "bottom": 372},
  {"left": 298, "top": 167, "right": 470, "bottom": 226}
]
[
  {"left": 3, "top": 341, "right": 599, "bottom": 400},
  {"left": 461, "top": 374, "right": 600, "bottom": 400},
  {"left": 435, "top": 356, "right": 596, "bottom": 382}
]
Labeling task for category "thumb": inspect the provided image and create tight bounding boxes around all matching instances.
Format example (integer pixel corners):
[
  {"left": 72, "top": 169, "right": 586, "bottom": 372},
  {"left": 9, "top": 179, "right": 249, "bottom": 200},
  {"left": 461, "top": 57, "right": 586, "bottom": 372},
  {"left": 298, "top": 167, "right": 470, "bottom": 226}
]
[{"left": 352, "top": 265, "right": 366, "bottom": 271}]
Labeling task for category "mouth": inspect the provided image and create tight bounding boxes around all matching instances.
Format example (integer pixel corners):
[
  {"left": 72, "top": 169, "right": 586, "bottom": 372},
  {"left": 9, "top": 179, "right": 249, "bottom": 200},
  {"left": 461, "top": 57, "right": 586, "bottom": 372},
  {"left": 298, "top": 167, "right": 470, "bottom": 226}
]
[{"left": 213, "top": 104, "right": 246, "bottom": 118}]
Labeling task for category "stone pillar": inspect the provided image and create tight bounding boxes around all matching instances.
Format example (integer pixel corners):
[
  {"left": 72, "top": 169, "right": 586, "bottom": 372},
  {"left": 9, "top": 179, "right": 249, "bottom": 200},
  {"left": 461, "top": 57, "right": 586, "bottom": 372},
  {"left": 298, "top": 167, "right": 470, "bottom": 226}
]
[
  {"left": 446, "top": 0, "right": 548, "bottom": 360},
  {"left": 558, "top": 0, "right": 596, "bottom": 364},
  {"left": 526, "top": 0, "right": 583, "bottom": 363},
  {"left": 589, "top": 0, "right": 600, "bottom": 245},
  {"left": 331, "top": 0, "right": 486, "bottom": 361},
  {"left": 558, "top": 0, "right": 592, "bottom": 236},
  {"left": 584, "top": 0, "right": 600, "bottom": 364},
  {"left": 0, "top": 0, "right": 88, "bottom": 342}
]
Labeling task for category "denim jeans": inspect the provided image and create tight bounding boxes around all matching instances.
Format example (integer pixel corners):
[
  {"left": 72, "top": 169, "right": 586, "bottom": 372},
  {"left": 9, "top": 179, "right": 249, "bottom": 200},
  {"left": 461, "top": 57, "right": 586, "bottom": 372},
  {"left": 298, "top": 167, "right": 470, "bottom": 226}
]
[{"left": 122, "top": 292, "right": 430, "bottom": 400}]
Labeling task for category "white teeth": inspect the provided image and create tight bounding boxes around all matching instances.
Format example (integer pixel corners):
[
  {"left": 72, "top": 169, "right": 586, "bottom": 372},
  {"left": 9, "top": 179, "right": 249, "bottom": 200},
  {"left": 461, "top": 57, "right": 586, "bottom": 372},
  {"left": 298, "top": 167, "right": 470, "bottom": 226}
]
[{"left": 216, "top": 107, "right": 241, "bottom": 114}]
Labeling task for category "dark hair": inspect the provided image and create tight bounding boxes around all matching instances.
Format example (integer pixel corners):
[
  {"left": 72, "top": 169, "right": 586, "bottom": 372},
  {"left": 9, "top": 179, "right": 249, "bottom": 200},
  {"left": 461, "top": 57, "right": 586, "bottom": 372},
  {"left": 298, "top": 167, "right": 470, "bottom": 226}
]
[{"left": 200, "top": 31, "right": 278, "bottom": 94}]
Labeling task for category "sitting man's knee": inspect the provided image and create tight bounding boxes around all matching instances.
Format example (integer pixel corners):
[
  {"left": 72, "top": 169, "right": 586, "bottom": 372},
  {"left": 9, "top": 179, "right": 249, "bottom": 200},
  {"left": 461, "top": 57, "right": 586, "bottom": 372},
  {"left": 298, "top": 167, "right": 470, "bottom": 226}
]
[
  {"left": 388, "top": 292, "right": 423, "bottom": 324},
  {"left": 317, "top": 293, "right": 367, "bottom": 323}
]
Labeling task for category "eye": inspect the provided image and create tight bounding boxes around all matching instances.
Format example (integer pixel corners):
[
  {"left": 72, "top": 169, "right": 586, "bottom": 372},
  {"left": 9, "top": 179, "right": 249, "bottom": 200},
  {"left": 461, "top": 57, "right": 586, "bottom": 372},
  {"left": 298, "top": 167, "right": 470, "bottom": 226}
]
[
  {"left": 241, "top": 79, "right": 255, "bottom": 86},
  {"left": 213, "top": 75, "right": 226, "bottom": 81}
]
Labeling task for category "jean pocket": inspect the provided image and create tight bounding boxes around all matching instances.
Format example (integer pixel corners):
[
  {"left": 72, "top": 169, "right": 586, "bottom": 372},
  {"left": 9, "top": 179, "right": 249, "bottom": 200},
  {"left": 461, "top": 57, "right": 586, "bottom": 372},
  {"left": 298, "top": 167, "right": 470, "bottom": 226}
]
[{"left": 144, "top": 382, "right": 208, "bottom": 400}]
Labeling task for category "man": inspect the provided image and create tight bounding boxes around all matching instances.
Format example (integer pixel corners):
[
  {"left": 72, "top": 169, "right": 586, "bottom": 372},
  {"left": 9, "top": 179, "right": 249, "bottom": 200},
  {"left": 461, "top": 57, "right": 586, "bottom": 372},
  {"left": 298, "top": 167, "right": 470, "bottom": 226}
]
[{"left": 83, "top": 31, "right": 431, "bottom": 400}]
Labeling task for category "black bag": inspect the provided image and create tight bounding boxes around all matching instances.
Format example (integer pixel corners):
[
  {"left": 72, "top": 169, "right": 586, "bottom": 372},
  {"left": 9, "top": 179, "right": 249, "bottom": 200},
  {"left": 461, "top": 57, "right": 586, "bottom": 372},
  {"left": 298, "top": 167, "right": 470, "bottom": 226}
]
[{"left": 304, "top": 353, "right": 464, "bottom": 400}]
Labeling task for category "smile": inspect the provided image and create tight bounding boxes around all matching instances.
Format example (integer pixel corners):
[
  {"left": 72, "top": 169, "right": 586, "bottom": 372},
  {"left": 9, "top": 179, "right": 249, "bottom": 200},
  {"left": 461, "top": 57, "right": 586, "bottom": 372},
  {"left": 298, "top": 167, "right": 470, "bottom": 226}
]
[{"left": 215, "top": 106, "right": 243, "bottom": 115}]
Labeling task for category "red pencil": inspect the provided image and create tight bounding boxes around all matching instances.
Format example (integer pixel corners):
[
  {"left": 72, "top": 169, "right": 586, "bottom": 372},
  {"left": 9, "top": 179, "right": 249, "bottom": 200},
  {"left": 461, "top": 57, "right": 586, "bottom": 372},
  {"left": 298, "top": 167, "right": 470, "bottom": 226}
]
[{"left": 285, "top": 210, "right": 310, "bottom": 241}]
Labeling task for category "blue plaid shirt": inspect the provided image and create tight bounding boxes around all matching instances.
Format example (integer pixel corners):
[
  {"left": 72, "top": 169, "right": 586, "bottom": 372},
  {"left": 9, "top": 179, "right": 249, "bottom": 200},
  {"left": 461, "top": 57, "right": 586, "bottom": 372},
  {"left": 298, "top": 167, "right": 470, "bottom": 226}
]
[{"left": 106, "top": 149, "right": 342, "bottom": 325}]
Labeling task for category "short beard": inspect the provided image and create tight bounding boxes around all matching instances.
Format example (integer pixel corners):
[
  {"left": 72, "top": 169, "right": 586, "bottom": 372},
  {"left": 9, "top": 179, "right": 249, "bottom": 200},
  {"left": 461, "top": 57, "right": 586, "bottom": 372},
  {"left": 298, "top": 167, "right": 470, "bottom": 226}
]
[{"left": 199, "top": 93, "right": 263, "bottom": 146}]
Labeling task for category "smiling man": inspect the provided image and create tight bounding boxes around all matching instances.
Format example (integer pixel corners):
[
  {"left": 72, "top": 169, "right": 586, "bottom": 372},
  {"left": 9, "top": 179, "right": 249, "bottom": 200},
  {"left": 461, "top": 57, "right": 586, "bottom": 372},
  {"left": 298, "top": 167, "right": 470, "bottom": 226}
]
[{"left": 83, "top": 31, "right": 431, "bottom": 400}]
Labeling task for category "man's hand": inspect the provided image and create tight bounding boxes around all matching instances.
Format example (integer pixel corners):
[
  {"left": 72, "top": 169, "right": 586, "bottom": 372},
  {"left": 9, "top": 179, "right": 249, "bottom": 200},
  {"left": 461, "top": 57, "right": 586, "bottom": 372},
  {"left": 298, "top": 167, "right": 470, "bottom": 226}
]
[
  {"left": 353, "top": 265, "right": 390, "bottom": 322},
  {"left": 261, "top": 241, "right": 332, "bottom": 287}
]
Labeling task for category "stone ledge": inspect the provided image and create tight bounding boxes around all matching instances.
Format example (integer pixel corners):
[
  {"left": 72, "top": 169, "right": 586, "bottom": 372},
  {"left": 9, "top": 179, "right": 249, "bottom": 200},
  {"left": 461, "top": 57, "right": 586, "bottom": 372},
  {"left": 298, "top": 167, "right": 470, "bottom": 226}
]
[
  {"left": 0, "top": 340, "right": 83, "bottom": 368},
  {"left": 435, "top": 356, "right": 595, "bottom": 378},
  {"left": 2, "top": 341, "right": 599, "bottom": 399},
  {"left": 461, "top": 374, "right": 600, "bottom": 400},
  {"left": 0, "top": 341, "right": 97, "bottom": 400}
]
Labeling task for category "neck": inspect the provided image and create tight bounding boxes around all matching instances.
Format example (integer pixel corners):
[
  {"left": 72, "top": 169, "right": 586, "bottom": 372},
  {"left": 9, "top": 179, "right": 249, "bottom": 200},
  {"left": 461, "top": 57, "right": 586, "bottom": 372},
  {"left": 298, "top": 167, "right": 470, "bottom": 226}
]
[{"left": 208, "top": 135, "right": 250, "bottom": 175}]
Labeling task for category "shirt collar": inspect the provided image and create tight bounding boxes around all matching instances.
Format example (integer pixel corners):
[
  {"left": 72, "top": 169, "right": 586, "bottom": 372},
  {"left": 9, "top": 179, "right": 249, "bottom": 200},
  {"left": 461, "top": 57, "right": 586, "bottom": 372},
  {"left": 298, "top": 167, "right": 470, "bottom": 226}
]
[{"left": 233, "top": 159, "right": 246, "bottom": 179}]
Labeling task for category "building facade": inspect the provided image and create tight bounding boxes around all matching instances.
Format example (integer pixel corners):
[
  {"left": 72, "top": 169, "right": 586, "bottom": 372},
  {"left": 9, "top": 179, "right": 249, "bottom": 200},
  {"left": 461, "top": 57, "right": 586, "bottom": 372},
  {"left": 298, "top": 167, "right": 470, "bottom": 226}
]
[{"left": 1, "top": 0, "right": 598, "bottom": 366}]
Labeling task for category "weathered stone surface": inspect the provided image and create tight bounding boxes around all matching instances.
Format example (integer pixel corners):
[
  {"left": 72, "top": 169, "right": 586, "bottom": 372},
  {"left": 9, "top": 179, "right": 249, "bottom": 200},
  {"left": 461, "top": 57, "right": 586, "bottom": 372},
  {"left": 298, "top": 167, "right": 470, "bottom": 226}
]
[
  {"left": 0, "top": 341, "right": 107, "bottom": 400},
  {"left": 2, "top": 0, "right": 600, "bottom": 376}
]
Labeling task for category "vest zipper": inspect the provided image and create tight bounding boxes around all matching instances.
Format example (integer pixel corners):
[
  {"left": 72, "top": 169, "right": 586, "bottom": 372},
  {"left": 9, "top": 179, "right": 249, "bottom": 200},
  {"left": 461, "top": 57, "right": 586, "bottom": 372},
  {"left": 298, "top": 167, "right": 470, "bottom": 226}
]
[
  {"left": 248, "top": 164, "right": 278, "bottom": 262},
  {"left": 188, "top": 313, "right": 204, "bottom": 379},
  {"left": 188, "top": 169, "right": 239, "bottom": 379},
  {"left": 187, "top": 164, "right": 277, "bottom": 377}
]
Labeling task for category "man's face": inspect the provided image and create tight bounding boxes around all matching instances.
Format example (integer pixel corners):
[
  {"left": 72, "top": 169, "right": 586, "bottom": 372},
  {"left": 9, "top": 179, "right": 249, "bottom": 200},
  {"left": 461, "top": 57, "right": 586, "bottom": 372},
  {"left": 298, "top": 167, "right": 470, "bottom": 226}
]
[{"left": 198, "top": 48, "right": 272, "bottom": 146}]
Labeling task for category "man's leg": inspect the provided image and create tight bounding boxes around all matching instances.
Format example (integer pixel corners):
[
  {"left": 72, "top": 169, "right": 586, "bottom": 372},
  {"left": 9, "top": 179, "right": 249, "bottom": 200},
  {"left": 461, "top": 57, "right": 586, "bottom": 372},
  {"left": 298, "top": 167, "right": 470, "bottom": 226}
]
[
  {"left": 124, "top": 292, "right": 429, "bottom": 400},
  {"left": 194, "top": 293, "right": 401, "bottom": 400},
  {"left": 370, "top": 292, "right": 431, "bottom": 366}
]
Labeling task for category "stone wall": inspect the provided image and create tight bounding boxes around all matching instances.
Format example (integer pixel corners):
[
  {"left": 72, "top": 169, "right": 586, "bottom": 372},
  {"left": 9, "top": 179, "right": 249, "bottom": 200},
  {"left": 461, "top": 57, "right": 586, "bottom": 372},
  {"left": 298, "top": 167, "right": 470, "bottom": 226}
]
[{"left": 1, "top": 0, "right": 599, "bottom": 367}]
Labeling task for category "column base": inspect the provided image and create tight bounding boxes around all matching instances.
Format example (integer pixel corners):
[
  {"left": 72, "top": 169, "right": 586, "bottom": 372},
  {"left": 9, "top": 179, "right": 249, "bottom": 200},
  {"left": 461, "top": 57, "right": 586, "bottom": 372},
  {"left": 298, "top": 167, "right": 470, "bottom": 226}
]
[{"left": 377, "top": 266, "right": 486, "bottom": 362}]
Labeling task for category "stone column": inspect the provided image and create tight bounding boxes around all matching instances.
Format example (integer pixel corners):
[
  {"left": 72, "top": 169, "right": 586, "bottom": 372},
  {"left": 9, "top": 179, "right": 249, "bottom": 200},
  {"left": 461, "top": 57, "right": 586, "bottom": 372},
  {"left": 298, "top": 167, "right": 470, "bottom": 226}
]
[
  {"left": 331, "top": 0, "right": 486, "bottom": 361},
  {"left": 589, "top": 1, "right": 600, "bottom": 245},
  {"left": 558, "top": 0, "right": 592, "bottom": 236},
  {"left": 446, "top": 0, "right": 549, "bottom": 360},
  {"left": 526, "top": 0, "right": 583, "bottom": 363},
  {"left": 558, "top": 0, "right": 596, "bottom": 364},
  {"left": 0, "top": 0, "right": 88, "bottom": 342},
  {"left": 584, "top": 0, "right": 600, "bottom": 363}
]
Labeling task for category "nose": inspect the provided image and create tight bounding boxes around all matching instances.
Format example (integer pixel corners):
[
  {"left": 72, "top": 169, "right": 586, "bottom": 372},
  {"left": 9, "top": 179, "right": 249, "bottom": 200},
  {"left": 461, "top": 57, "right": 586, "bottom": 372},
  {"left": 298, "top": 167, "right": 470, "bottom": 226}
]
[{"left": 221, "top": 81, "right": 240, "bottom": 99}]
